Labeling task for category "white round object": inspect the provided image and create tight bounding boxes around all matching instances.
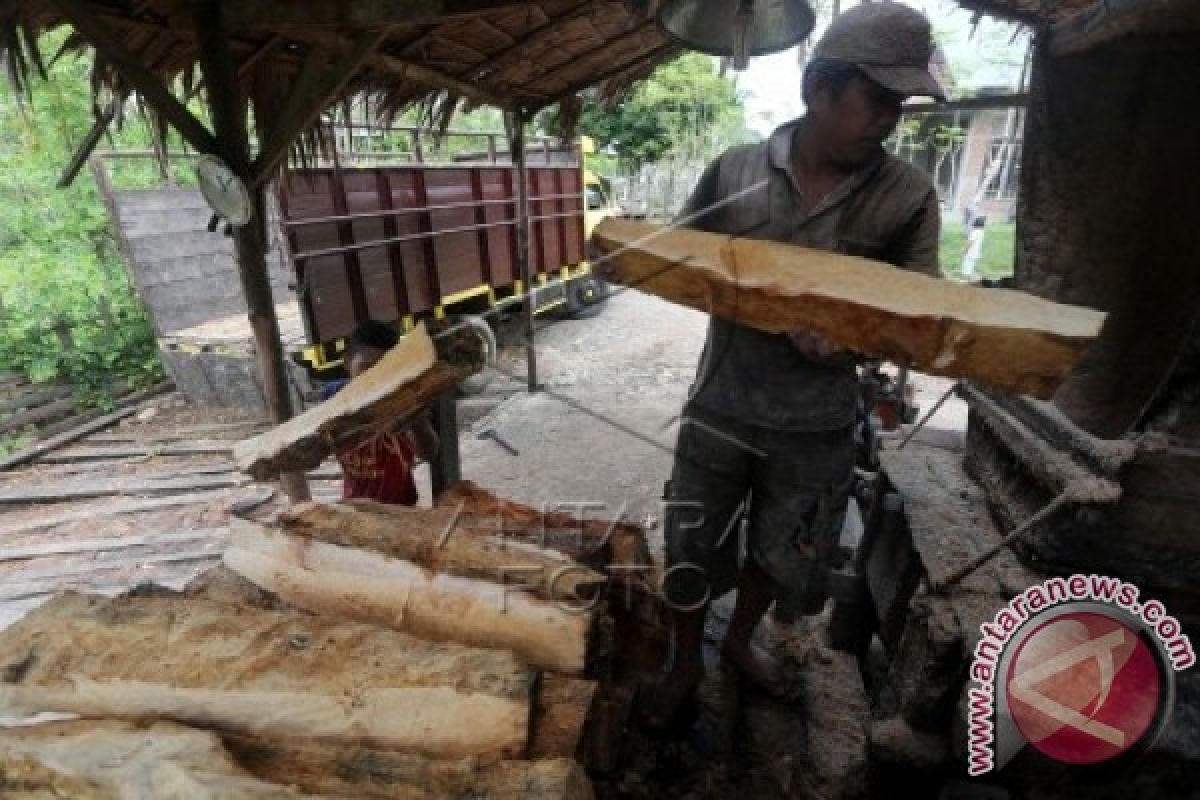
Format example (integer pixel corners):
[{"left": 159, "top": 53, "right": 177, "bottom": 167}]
[{"left": 196, "top": 155, "right": 253, "bottom": 226}]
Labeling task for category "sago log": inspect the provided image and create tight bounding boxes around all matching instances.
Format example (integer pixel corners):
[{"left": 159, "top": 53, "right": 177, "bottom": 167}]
[
  {"left": 223, "top": 734, "right": 595, "bottom": 800},
  {"left": 223, "top": 520, "right": 595, "bottom": 674},
  {"left": 0, "top": 591, "right": 533, "bottom": 759},
  {"left": 435, "top": 480, "right": 653, "bottom": 569},
  {"left": 591, "top": 218, "right": 1107, "bottom": 398},
  {"left": 233, "top": 322, "right": 483, "bottom": 480},
  {"left": 0, "top": 720, "right": 330, "bottom": 799},
  {"left": 279, "top": 501, "right": 608, "bottom": 604}
]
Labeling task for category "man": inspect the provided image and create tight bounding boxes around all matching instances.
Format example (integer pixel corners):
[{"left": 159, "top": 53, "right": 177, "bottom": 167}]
[
  {"left": 647, "top": 2, "right": 945, "bottom": 728},
  {"left": 322, "top": 321, "right": 439, "bottom": 506}
]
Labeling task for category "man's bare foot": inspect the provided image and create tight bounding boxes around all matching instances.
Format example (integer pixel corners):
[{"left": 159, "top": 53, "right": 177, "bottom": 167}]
[
  {"left": 641, "top": 661, "right": 704, "bottom": 732},
  {"left": 721, "top": 638, "right": 784, "bottom": 694}
]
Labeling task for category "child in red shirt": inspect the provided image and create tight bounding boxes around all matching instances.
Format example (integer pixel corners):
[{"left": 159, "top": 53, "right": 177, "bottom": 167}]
[{"left": 322, "top": 321, "right": 439, "bottom": 506}]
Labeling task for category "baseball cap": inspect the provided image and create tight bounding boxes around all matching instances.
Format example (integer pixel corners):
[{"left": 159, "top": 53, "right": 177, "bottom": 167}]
[{"left": 812, "top": 2, "right": 945, "bottom": 100}]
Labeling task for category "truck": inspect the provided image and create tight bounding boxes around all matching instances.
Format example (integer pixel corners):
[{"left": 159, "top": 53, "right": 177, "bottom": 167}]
[
  {"left": 278, "top": 125, "right": 614, "bottom": 378},
  {"left": 94, "top": 126, "right": 618, "bottom": 404}
]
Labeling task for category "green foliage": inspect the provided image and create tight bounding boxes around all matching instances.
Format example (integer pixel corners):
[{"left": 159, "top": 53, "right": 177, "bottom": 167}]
[
  {"left": 0, "top": 36, "right": 164, "bottom": 402},
  {"left": 571, "top": 54, "right": 757, "bottom": 171},
  {"left": 939, "top": 222, "right": 1016, "bottom": 280}
]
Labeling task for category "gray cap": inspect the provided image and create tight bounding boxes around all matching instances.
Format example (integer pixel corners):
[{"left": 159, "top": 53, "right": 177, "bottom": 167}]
[{"left": 812, "top": 2, "right": 945, "bottom": 100}]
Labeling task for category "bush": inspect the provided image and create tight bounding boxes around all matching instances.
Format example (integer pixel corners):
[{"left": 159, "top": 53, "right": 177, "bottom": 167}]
[{"left": 0, "top": 35, "right": 164, "bottom": 406}]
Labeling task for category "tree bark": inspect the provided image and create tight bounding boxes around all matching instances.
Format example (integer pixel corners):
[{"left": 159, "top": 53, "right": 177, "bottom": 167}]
[
  {"left": 279, "top": 501, "right": 607, "bottom": 603},
  {"left": 233, "top": 322, "right": 480, "bottom": 480},
  {"left": 0, "top": 591, "right": 533, "bottom": 758},
  {"left": 223, "top": 520, "right": 595, "bottom": 674}
]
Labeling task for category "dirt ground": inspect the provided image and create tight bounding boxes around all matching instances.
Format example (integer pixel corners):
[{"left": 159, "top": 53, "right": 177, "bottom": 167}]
[{"left": 463, "top": 289, "right": 968, "bottom": 560}]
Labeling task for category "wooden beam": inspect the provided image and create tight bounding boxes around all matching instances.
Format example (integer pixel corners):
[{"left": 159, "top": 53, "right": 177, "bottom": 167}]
[
  {"left": 591, "top": 218, "right": 1109, "bottom": 399},
  {"left": 0, "top": 383, "right": 173, "bottom": 472},
  {"left": 48, "top": 0, "right": 218, "bottom": 155},
  {"left": 57, "top": 108, "right": 115, "bottom": 188},
  {"left": 223, "top": 0, "right": 524, "bottom": 28},
  {"left": 903, "top": 92, "right": 1029, "bottom": 114},
  {"left": 273, "top": 28, "right": 513, "bottom": 114},
  {"left": 37, "top": 441, "right": 235, "bottom": 464},
  {"left": 250, "top": 28, "right": 390, "bottom": 184},
  {"left": 192, "top": 0, "right": 311, "bottom": 503},
  {"left": 0, "top": 473, "right": 247, "bottom": 506},
  {"left": 509, "top": 108, "right": 538, "bottom": 393},
  {"left": 2, "top": 490, "right": 242, "bottom": 537}
]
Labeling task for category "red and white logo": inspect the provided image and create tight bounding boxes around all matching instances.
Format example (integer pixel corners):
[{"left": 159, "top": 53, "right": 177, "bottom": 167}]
[
  {"left": 1005, "top": 611, "right": 1162, "bottom": 765},
  {"left": 966, "top": 576, "right": 1193, "bottom": 776}
]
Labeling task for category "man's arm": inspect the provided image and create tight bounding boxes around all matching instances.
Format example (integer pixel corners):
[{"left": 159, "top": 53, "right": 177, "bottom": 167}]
[{"left": 891, "top": 187, "right": 942, "bottom": 277}]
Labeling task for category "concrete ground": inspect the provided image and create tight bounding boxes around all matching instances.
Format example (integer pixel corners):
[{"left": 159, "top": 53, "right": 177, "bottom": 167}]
[
  {"left": 455, "top": 289, "right": 969, "bottom": 560},
  {"left": 457, "top": 290, "right": 708, "bottom": 552}
]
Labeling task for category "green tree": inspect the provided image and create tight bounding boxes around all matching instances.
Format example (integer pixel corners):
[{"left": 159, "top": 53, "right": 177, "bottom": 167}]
[
  {"left": 572, "top": 53, "right": 756, "bottom": 171},
  {"left": 0, "top": 36, "right": 163, "bottom": 400}
]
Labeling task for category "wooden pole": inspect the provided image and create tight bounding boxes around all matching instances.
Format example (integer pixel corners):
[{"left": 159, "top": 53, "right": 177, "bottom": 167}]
[
  {"left": 508, "top": 109, "right": 538, "bottom": 393},
  {"left": 191, "top": 0, "right": 309, "bottom": 501}
]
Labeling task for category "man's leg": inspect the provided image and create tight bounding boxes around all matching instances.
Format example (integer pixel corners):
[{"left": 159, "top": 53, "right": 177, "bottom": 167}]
[
  {"left": 647, "top": 409, "right": 751, "bottom": 726},
  {"left": 726, "top": 425, "right": 856, "bottom": 689},
  {"left": 720, "top": 554, "right": 782, "bottom": 689}
]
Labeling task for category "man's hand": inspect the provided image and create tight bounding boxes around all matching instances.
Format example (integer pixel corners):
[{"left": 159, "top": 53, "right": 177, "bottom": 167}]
[{"left": 787, "top": 329, "right": 856, "bottom": 367}]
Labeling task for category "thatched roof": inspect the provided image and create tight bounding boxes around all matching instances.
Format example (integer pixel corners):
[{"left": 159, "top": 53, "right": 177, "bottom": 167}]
[
  {"left": 958, "top": 0, "right": 1200, "bottom": 45},
  {"left": 0, "top": 1, "right": 679, "bottom": 165}
]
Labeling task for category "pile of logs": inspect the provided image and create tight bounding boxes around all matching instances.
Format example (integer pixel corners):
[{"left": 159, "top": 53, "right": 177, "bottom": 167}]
[{"left": 0, "top": 482, "right": 649, "bottom": 798}]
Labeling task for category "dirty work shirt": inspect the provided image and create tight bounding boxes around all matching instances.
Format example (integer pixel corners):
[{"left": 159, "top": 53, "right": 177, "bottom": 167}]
[
  {"left": 321, "top": 379, "right": 419, "bottom": 506},
  {"left": 679, "top": 116, "right": 941, "bottom": 431},
  {"left": 663, "top": 118, "right": 939, "bottom": 608}
]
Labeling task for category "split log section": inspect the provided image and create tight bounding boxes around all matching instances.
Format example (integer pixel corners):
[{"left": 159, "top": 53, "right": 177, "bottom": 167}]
[
  {"left": 0, "top": 592, "right": 534, "bottom": 759},
  {"left": 234, "top": 322, "right": 483, "bottom": 480},
  {"left": 223, "top": 501, "right": 603, "bottom": 674},
  {"left": 591, "top": 218, "right": 1107, "bottom": 398}
]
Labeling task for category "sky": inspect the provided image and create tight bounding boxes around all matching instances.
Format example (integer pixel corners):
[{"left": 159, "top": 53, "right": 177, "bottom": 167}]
[{"left": 735, "top": 0, "right": 1032, "bottom": 136}]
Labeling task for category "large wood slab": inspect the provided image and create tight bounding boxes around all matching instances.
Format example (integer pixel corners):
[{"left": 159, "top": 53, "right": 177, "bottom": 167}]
[
  {"left": 592, "top": 218, "right": 1107, "bottom": 398},
  {"left": 234, "top": 323, "right": 480, "bottom": 480},
  {"left": 0, "top": 591, "right": 533, "bottom": 759}
]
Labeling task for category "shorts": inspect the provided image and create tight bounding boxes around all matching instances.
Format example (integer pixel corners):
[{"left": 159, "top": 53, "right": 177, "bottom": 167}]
[{"left": 662, "top": 402, "right": 855, "bottom": 612}]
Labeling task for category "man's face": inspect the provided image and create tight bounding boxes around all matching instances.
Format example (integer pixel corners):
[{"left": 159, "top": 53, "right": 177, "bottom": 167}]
[
  {"left": 346, "top": 346, "right": 385, "bottom": 379},
  {"left": 810, "top": 75, "right": 906, "bottom": 168}
]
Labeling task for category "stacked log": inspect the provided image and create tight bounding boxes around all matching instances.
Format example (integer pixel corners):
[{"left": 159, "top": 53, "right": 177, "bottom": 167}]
[
  {"left": 0, "top": 482, "right": 658, "bottom": 798},
  {"left": 223, "top": 513, "right": 598, "bottom": 674},
  {"left": 0, "top": 719, "right": 594, "bottom": 800},
  {"left": 0, "top": 592, "right": 534, "bottom": 759}
]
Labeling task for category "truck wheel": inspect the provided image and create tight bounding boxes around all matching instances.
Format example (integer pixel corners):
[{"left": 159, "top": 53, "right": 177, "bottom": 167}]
[
  {"left": 450, "top": 314, "right": 497, "bottom": 396},
  {"left": 564, "top": 276, "right": 608, "bottom": 319}
]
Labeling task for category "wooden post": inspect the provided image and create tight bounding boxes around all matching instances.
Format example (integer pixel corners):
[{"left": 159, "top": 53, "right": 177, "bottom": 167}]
[
  {"left": 508, "top": 109, "right": 538, "bottom": 393},
  {"left": 429, "top": 390, "right": 461, "bottom": 497},
  {"left": 191, "top": 0, "right": 309, "bottom": 502}
]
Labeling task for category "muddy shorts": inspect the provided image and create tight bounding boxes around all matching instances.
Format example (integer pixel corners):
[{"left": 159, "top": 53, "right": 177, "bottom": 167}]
[{"left": 662, "top": 402, "right": 855, "bottom": 612}]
